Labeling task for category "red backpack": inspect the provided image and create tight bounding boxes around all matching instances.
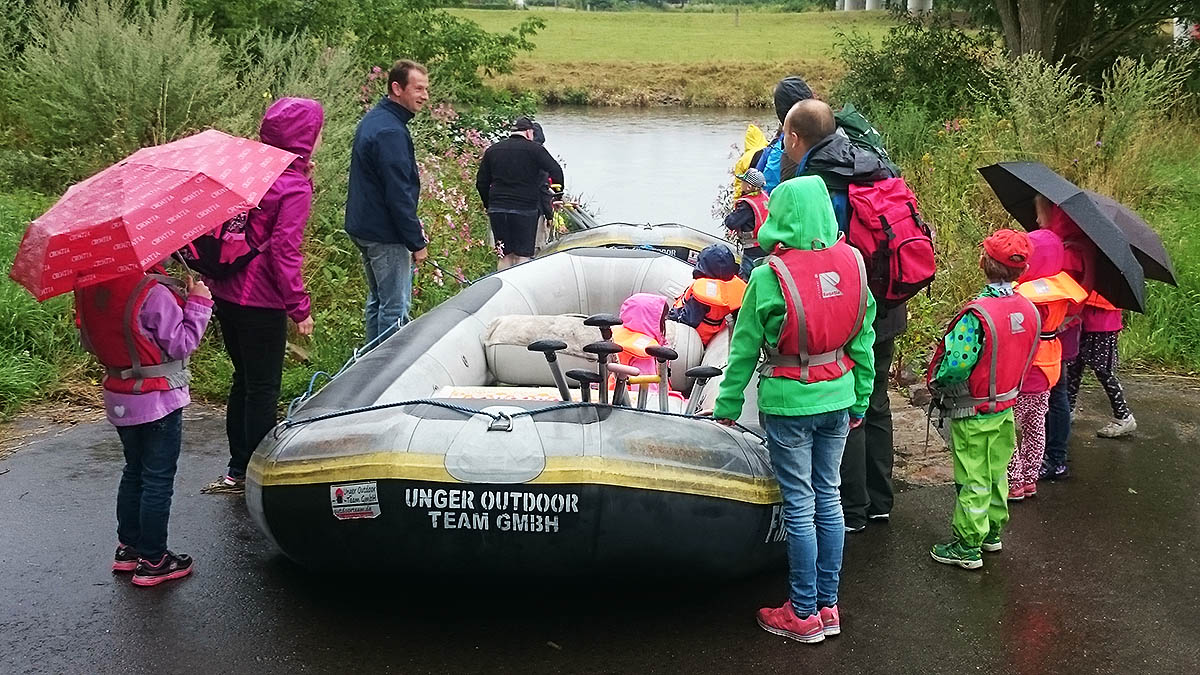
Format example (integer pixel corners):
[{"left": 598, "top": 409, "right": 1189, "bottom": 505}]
[{"left": 846, "top": 177, "right": 936, "bottom": 307}]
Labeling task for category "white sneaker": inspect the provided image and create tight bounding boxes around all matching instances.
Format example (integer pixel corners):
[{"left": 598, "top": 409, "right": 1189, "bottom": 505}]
[{"left": 1097, "top": 416, "right": 1137, "bottom": 438}]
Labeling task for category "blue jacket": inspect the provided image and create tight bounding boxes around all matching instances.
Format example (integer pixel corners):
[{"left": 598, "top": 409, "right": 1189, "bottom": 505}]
[{"left": 345, "top": 98, "right": 427, "bottom": 250}]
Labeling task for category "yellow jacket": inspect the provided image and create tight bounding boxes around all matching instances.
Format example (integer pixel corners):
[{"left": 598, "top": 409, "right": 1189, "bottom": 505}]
[{"left": 732, "top": 124, "right": 767, "bottom": 199}]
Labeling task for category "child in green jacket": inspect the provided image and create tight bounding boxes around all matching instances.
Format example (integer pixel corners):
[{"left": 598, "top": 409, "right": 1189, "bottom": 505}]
[{"left": 713, "top": 175, "right": 876, "bottom": 643}]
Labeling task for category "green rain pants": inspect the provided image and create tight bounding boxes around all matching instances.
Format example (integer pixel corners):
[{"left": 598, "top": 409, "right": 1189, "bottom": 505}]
[{"left": 949, "top": 410, "right": 1017, "bottom": 548}]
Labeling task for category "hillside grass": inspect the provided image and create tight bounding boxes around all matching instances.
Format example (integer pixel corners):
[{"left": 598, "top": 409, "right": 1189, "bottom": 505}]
[{"left": 452, "top": 8, "right": 895, "bottom": 106}]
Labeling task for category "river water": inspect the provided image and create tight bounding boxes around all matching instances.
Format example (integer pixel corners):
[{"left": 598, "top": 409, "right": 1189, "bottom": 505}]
[{"left": 536, "top": 106, "right": 776, "bottom": 236}]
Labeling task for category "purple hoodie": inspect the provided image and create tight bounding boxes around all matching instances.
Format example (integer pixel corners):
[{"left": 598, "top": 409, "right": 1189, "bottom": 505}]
[
  {"left": 209, "top": 98, "right": 324, "bottom": 322},
  {"left": 619, "top": 293, "right": 670, "bottom": 378}
]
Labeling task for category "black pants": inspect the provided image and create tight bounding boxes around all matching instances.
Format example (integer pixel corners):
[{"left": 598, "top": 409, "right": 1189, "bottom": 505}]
[
  {"left": 215, "top": 299, "right": 287, "bottom": 477},
  {"left": 840, "top": 337, "right": 895, "bottom": 528}
]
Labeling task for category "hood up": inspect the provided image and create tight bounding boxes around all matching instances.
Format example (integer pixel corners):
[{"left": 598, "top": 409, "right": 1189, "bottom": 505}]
[
  {"left": 1020, "top": 229, "right": 1065, "bottom": 282},
  {"left": 695, "top": 245, "right": 738, "bottom": 281},
  {"left": 757, "top": 175, "right": 840, "bottom": 254},
  {"left": 743, "top": 124, "right": 767, "bottom": 154},
  {"left": 619, "top": 293, "right": 670, "bottom": 345},
  {"left": 260, "top": 97, "right": 325, "bottom": 162},
  {"left": 773, "top": 76, "right": 814, "bottom": 123}
]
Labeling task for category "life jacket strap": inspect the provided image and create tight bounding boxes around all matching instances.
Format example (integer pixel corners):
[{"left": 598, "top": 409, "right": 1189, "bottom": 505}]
[{"left": 758, "top": 347, "right": 848, "bottom": 380}]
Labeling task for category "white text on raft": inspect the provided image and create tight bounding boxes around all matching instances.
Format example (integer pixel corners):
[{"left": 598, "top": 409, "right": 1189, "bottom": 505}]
[{"left": 404, "top": 488, "right": 579, "bottom": 533}]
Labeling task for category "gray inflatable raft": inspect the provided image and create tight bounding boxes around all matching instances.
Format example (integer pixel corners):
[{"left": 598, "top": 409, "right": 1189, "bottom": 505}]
[{"left": 247, "top": 248, "right": 783, "bottom": 577}]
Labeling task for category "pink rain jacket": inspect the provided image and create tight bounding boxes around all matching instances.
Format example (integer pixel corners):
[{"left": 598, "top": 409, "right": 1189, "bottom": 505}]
[{"left": 209, "top": 98, "right": 323, "bottom": 322}]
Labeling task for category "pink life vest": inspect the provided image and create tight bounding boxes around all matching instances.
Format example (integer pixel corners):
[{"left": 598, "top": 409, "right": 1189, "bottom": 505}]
[
  {"left": 75, "top": 273, "right": 190, "bottom": 395},
  {"left": 929, "top": 294, "right": 1041, "bottom": 418},
  {"left": 759, "top": 241, "right": 869, "bottom": 383},
  {"left": 732, "top": 191, "right": 769, "bottom": 248}
]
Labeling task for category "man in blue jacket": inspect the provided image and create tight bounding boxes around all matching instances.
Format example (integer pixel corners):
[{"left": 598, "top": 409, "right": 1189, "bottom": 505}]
[{"left": 345, "top": 59, "right": 430, "bottom": 343}]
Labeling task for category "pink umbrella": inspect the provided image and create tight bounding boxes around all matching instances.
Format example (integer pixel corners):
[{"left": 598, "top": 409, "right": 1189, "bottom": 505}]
[{"left": 9, "top": 129, "right": 297, "bottom": 300}]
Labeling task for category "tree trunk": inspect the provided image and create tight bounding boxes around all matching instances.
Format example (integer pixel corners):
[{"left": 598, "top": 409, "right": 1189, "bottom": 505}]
[{"left": 995, "top": 0, "right": 1068, "bottom": 60}]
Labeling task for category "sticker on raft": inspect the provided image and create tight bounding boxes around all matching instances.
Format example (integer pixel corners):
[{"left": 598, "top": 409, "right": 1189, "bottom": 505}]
[{"left": 330, "top": 481, "right": 381, "bottom": 520}]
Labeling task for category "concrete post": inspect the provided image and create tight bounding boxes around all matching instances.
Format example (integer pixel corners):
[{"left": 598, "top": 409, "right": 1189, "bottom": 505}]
[
  {"left": 836, "top": 0, "right": 846, "bottom": 10},
  {"left": 908, "top": 0, "right": 934, "bottom": 12},
  {"left": 865, "top": 0, "right": 882, "bottom": 9},
  {"left": 845, "top": 0, "right": 866, "bottom": 10}
]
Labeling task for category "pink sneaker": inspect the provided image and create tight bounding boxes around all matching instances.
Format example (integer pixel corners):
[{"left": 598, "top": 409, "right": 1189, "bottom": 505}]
[
  {"left": 819, "top": 605, "right": 841, "bottom": 636},
  {"left": 1024, "top": 482, "right": 1038, "bottom": 497},
  {"left": 756, "top": 602, "right": 825, "bottom": 643},
  {"left": 1007, "top": 483, "right": 1026, "bottom": 501}
]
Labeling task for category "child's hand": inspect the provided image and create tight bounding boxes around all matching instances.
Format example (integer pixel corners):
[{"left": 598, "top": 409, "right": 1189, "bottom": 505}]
[
  {"left": 295, "top": 316, "right": 314, "bottom": 336},
  {"left": 849, "top": 415, "right": 865, "bottom": 430},
  {"left": 187, "top": 278, "right": 211, "bottom": 300}
]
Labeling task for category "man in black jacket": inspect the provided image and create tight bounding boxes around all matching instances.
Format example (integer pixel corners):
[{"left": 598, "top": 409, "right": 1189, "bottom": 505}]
[
  {"left": 345, "top": 60, "right": 430, "bottom": 343},
  {"left": 782, "top": 99, "right": 905, "bottom": 533},
  {"left": 476, "top": 117, "right": 565, "bottom": 270}
]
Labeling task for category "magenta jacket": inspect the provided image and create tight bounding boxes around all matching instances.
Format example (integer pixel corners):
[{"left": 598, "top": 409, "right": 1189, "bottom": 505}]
[{"left": 209, "top": 98, "right": 324, "bottom": 323}]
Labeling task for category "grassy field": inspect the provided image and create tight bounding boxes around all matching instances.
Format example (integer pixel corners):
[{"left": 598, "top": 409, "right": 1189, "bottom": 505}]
[{"left": 452, "top": 9, "right": 895, "bottom": 106}]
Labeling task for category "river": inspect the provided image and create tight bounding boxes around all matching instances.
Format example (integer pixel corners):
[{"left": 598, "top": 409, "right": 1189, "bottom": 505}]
[{"left": 536, "top": 106, "right": 776, "bottom": 236}]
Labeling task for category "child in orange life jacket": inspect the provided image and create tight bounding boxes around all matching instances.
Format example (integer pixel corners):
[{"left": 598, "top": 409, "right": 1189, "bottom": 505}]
[
  {"left": 612, "top": 292, "right": 672, "bottom": 387},
  {"left": 667, "top": 244, "right": 746, "bottom": 346},
  {"left": 927, "top": 229, "right": 1040, "bottom": 570},
  {"left": 1007, "top": 230, "right": 1087, "bottom": 500},
  {"left": 74, "top": 268, "right": 213, "bottom": 587}
]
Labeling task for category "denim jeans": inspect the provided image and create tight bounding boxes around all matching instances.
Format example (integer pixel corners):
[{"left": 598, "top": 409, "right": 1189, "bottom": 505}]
[
  {"left": 115, "top": 408, "right": 183, "bottom": 561},
  {"left": 352, "top": 236, "right": 414, "bottom": 343},
  {"left": 1044, "top": 367, "right": 1073, "bottom": 468},
  {"left": 762, "top": 409, "right": 850, "bottom": 618},
  {"left": 215, "top": 299, "right": 287, "bottom": 478}
]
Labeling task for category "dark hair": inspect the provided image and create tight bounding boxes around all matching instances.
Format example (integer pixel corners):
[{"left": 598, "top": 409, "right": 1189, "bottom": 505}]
[
  {"left": 786, "top": 99, "right": 836, "bottom": 148},
  {"left": 982, "top": 256, "right": 1024, "bottom": 283},
  {"left": 388, "top": 60, "right": 428, "bottom": 92}
]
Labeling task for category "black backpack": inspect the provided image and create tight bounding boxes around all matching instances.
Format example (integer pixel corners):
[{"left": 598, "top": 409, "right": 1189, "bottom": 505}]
[{"left": 176, "top": 211, "right": 260, "bottom": 280}]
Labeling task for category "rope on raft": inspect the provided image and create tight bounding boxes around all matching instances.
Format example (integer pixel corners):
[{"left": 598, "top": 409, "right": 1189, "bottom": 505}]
[{"left": 277, "top": 398, "right": 764, "bottom": 442}]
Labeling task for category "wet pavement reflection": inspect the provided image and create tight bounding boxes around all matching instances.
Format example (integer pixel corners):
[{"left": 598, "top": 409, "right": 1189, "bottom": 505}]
[{"left": 2, "top": 380, "right": 1198, "bottom": 673}]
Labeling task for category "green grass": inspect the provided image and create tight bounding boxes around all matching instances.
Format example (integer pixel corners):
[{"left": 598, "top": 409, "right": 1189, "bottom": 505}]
[
  {"left": 452, "top": 9, "right": 895, "bottom": 106},
  {"left": 0, "top": 190, "right": 91, "bottom": 415},
  {"left": 453, "top": 9, "right": 893, "bottom": 64}
]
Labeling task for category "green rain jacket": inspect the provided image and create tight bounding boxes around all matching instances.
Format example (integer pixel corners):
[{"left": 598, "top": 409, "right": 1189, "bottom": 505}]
[{"left": 713, "top": 176, "right": 878, "bottom": 420}]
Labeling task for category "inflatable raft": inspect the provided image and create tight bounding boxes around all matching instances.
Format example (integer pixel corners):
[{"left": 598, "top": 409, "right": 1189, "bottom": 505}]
[
  {"left": 247, "top": 248, "right": 782, "bottom": 577},
  {"left": 540, "top": 222, "right": 738, "bottom": 267}
]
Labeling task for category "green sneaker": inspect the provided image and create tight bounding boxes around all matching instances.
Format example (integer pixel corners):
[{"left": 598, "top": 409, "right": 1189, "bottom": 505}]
[
  {"left": 982, "top": 531, "right": 1003, "bottom": 553},
  {"left": 930, "top": 539, "right": 983, "bottom": 569}
]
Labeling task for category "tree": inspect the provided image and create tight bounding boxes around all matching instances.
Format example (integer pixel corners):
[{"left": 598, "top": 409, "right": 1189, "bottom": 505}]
[{"left": 956, "top": 1, "right": 1200, "bottom": 74}]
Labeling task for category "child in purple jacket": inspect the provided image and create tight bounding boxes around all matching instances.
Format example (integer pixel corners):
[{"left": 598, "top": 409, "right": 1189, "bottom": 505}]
[{"left": 75, "top": 271, "right": 213, "bottom": 586}]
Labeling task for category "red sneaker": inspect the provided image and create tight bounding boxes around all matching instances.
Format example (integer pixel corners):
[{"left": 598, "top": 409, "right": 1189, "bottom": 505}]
[
  {"left": 1007, "top": 483, "right": 1026, "bottom": 501},
  {"left": 756, "top": 602, "right": 825, "bottom": 643},
  {"left": 819, "top": 605, "right": 841, "bottom": 636},
  {"left": 1024, "top": 482, "right": 1038, "bottom": 497}
]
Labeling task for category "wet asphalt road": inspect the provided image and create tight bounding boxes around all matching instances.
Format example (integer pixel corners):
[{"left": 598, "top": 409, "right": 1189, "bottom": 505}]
[{"left": 2, "top": 380, "right": 1199, "bottom": 674}]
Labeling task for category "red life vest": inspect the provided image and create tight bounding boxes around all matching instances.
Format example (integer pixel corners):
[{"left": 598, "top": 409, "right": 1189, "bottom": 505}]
[
  {"left": 732, "top": 191, "right": 769, "bottom": 248},
  {"left": 672, "top": 276, "right": 747, "bottom": 345},
  {"left": 1016, "top": 272, "right": 1088, "bottom": 388},
  {"left": 759, "top": 241, "right": 869, "bottom": 383},
  {"left": 75, "top": 273, "right": 190, "bottom": 395},
  {"left": 929, "top": 293, "right": 1041, "bottom": 418}
]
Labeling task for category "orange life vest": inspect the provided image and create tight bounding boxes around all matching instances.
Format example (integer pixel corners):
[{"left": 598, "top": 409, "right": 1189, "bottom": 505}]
[
  {"left": 672, "top": 276, "right": 747, "bottom": 345},
  {"left": 1085, "top": 291, "right": 1117, "bottom": 311},
  {"left": 1016, "top": 272, "right": 1088, "bottom": 388}
]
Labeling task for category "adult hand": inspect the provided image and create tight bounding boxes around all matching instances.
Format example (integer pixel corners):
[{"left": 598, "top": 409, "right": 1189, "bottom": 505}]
[
  {"left": 187, "top": 278, "right": 211, "bottom": 300},
  {"left": 296, "top": 316, "right": 314, "bottom": 337},
  {"left": 716, "top": 418, "right": 736, "bottom": 427},
  {"left": 413, "top": 247, "right": 429, "bottom": 264},
  {"left": 849, "top": 415, "right": 865, "bottom": 430}
]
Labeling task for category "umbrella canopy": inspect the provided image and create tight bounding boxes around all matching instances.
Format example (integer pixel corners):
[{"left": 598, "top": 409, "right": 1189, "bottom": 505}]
[
  {"left": 9, "top": 130, "right": 297, "bottom": 300},
  {"left": 978, "top": 161, "right": 1147, "bottom": 312},
  {"left": 1085, "top": 190, "right": 1176, "bottom": 285}
]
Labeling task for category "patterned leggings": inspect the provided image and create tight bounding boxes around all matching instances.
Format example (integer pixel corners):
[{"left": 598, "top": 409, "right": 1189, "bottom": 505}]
[
  {"left": 1009, "top": 392, "right": 1050, "bottom": 488},
  {"left": 1066, "top": 331, "right": 1133, "bottom": 420}
]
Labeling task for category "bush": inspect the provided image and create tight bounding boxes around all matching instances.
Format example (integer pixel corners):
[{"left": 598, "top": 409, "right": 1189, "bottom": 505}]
[
  {"left": 4, "top": 0, "right": 238, "bottom": 191},
  {"left": 834, "top": 12, "right": 993, "bottom": 120}
]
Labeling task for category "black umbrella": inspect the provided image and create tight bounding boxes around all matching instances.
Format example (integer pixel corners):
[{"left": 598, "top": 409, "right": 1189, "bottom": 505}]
[
  {"left": 978, "top": 161, "right": 1147, "bottom": 312},
  {"left": 1084, "top": 190, "right": 1176, "bottom": 286}
]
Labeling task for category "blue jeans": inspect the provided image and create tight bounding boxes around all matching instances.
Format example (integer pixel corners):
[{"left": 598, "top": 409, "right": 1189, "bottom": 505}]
[
  {"left": 352, "top": 236, "right": 414, "bottom": 343},
  {"left": 762, "top": 409, "right": 850, "bottom": 618},
  {"left": 1044, "top": 365, "right": 1073, "bottom": 468},
  {"left": 115, "top": 408, "right": 183, "bottom": 561},
  {"left": 738, "top": 247, "right": 765, "bottom": 281}
]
